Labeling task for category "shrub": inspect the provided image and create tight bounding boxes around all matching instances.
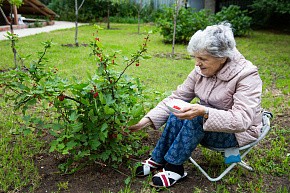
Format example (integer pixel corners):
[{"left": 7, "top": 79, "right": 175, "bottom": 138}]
[
  {"left": 0, "top": 29, "right": 151, "bottom": 173},
  {"left": 156, "top": 7, "right": 213, "bottom": 44},
  {"left": 214, "top": 5, "right": 252, "bottom": 36},
  {"left": 156, "top": 5, "right": 252, "bottom": 44},
  {"left": 250, "top": 0, "right": 290, "bottom": 28}
]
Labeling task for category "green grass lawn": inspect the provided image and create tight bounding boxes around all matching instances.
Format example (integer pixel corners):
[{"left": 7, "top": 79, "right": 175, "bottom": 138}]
[{"left": 0, "top": 23, "right": 289, "bottom": 192}]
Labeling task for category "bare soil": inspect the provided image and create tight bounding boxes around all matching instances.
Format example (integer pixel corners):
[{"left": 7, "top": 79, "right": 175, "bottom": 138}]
[{"left": 30, "top": 115, "right": 289, "bottom": 193}]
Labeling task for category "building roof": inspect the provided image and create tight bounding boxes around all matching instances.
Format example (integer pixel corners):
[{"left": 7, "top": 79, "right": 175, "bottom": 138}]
[{"left": 1, "top": 0, "right": 58, "bottom": 19}]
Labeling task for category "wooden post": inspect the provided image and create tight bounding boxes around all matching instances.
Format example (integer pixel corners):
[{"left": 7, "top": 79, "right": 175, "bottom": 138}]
[{"left": 12, "top": 5, "right": 18, "bottom": 25}]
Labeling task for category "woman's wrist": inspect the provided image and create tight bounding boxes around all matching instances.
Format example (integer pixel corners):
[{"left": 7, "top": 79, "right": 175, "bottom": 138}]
[
  {"left": 140, "top": 117, "right": 152, "bottom": 128},
  {"left": 203, "top": 107, "right": 209, "bottom": 119}
]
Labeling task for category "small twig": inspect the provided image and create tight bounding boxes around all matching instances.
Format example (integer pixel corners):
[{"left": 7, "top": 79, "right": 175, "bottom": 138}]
[
  {"left": 128, "top": 157, "right": 140, "bottom": 162},
  {"left": 112, "top": 167, "right": 130, "bottom": 177},
  {"left": 115, "top": 35, "right": 149, "bottom": 83},
  {"left": 94, "top": 161, "right": 107, "bottom": 167},
  {"left": 64, "top": 95, "right": 84, "bottom": 105}
]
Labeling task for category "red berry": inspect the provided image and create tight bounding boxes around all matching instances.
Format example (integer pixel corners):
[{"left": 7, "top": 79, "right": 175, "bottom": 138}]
[
  {"left": 136, "top": 63, "right": 140, "bottom": 66},
  {"left": 109, "top": 133, "right": 117, "bottom": 139},
  {"left": 58, "top": 94, "right": 65, "bottom": 101},
  {"left": 93, "top": 92, "right": 99, "bottom": 98},
  {"left": 173, "top": 105, "right": 181, "bottom": 110}
]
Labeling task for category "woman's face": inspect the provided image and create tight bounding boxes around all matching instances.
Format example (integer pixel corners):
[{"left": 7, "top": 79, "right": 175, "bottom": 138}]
[{"left": 193, "top": 52, "right": 227, "bottom": 77}]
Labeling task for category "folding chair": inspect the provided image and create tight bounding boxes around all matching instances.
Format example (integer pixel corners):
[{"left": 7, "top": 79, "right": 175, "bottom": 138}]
[{"left": 189, "top": 111, "right": 273, "bottom": 182}]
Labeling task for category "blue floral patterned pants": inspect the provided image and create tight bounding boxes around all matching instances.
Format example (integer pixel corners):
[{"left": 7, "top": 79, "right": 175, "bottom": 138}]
[{"left": 151, "top": 113, "right": 238, "bottom": 165}]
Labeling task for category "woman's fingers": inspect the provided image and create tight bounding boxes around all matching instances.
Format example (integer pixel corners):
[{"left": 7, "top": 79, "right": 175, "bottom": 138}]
[
  {"left": 128, "top": 118, "right": 152, "bottom": 132},
  {"left": 174, "top": 104, "right": 204, "bottom": 119}
]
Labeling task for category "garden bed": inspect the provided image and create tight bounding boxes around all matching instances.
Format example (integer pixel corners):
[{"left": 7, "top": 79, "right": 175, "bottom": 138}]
[{"left": 29, "top": 115, "right": 290, "bottom": 193}]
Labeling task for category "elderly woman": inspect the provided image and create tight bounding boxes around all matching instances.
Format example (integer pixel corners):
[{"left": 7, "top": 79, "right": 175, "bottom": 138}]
[{"left": 129, "top": 22, "right": 263, "bottom": 188}]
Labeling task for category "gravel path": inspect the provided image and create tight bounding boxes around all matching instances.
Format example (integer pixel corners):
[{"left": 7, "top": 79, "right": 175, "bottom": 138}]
[{"left": 0, "top": 21, "right": 87, "bottom": 41}]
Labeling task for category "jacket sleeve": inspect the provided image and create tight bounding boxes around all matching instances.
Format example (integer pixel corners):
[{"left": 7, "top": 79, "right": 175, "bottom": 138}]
[
  {"left": 144, "top": 70, "right": 197, "bottom": 129},
  {"left": 203, "top": 67, "right": 262, "bottom": 133}
]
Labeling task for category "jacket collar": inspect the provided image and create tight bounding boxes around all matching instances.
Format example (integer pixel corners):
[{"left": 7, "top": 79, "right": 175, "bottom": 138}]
[{"left": 195, "top": 48, "right": 246, "bottom": 81}]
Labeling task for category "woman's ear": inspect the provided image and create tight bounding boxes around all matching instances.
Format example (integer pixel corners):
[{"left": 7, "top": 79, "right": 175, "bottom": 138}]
[{"left": 221, "top": 57, "right": 228, "bottom": 64}]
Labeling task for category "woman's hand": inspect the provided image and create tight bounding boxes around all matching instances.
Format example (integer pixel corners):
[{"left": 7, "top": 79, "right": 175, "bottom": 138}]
[
  {"left": 174, "top": 104, "right": 206, "bottom": 120},
  {"left": 128, "top": 117, "right": 152, "bottom": 132}
]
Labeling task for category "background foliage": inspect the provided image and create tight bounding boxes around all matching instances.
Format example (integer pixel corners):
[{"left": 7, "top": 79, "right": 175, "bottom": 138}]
[
  {"left": 47, "top": 0, "right": 156, "bottom": 23},
  {"left": 36, "top": 0, "right": 290, "bottom": 31},
  {"left": 250, "top": 0, "right": 290, "bottom": 28},
  {"left": 156, "top": 5, "right": 252, "bottom": 44}
]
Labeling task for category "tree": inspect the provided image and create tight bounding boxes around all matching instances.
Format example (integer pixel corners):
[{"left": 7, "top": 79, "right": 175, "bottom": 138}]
[
  {"left": 171, "top": 0, "right": 182, "bottom": 56},
  {"left": 0, "top": 0, "right": 23, "bottom": 68},
  {"left": 75, "top": 0, "right": 85, "bottom": 47}
]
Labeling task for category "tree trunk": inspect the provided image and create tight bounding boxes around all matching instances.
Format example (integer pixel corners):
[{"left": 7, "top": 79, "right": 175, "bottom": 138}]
[
  {"left": 10, "top": 5, "right": 17, "bottom": 68},
  {"left": 171, "top": 0, "right": 182, "bottom": 57},
  {"left": 172, "top": 16, "right": 177, "bottom": 56},
  {"left": 75, "top": 0, "right": 79, "bottom": 47},
  {"left": 137, "top": 0, "right": 142, "bottom": 34},
  {"left": 12, "top": 5, "right": 18, "bottom": 25},
  {"left": 107, "top": 0, "right": 110, "bottom": 29}
]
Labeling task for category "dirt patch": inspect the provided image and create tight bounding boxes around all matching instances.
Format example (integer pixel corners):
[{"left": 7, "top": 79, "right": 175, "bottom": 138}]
[
  {"left": 154, "top": 53, "right": 191, "bottom": 60},
  {"left": 30, "top": 115, "right": 290, "bottom": 193},
  {"left": 61, "top": 43, "right": 89, "bottom": 47}
]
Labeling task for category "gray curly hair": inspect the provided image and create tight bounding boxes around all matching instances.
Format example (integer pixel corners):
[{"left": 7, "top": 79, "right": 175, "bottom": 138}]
[{"left": 187, "top": 22, "right": 236, "bottom": 59}]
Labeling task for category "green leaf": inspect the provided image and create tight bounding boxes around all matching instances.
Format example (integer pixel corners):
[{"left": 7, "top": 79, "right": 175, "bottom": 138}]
[
  {"left": 90, "top": 140, "right": 101, "bottom": 150},
  {"left": 141, "top": 55, "right": 151, "bottom": 59},
  {"left": 17, "top": 83, "right": 29, "bottom": 91},
  {"left": 66, "top": 140, "right": 78, "bottom": 150},
  {"left": 100, "top": 150, "right": 111, "bottom": 161},
  {"left": 104, "top": 105, "right": 115, "bottom": 115},
  {"left": 98, "top": 92, "right": 106, "bottom": 104},
  {"left": 80, "top": 98, "right": 90, "bottom": 106},
  {"left": 57, "top": 143, "right": 65, "bottom": 150},
  {"left": 104, "top": 94, "right": 115, "bottom": 105},
  {"left": 49, "top": 140, "right": 58, "bottom": 152},
  {"left": 125, "top": 176, "right": 131, "bottom": 185},
  {"left": 77, "top": 150, "right": 90, "bottom": 158},
  {"left": 23, "top": 128, "right": 32, "bottom": 136},
  {"left": 69, "top": 112, "right": 79, "bottom": 121},
  {"left": 72, "top": 83, "right": 89, "bottom": 90},
  {"left": 71, "top": 122, "right": 83, "bottom": 133},
  {"left": 131, "top": 104, "right": 144, "bottom": 117},
  {"left": 99, "top": 131, "right": 108, "bottom": 142},
  {"left": 101, "top": 123, "right": 108, "bottom": 132},
  {"left": 51, "top": 123, "right": 63, "bottom": 130}
]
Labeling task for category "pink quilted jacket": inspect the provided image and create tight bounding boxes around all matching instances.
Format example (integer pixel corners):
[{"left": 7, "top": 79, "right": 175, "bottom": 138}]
[{"left": 145, "top": 49, "right": 263, "bottom": 147}]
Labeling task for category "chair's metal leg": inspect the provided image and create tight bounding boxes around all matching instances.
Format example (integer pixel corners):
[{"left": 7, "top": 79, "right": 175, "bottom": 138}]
[
  {"left": 189, "top": 112, "right": 272, "bottom": 181},
  {"left": 189, "top": 146, "right": 255, "bottom": 181},
  {"left": 189, "top": 157, "right": 237, "bottom": 182},
  {"left": 238, "top": 160, "right": 254, "bottom": 171}
]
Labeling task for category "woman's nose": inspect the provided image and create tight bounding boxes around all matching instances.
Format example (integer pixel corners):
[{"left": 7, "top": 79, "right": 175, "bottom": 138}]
[{"left": 196, "top": 61, "right": 201, "bottom": 66}]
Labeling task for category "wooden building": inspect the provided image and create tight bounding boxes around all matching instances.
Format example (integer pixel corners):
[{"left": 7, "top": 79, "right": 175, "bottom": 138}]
[{"left": 0, "top": 0, "right": 58, "bottom": 26}]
